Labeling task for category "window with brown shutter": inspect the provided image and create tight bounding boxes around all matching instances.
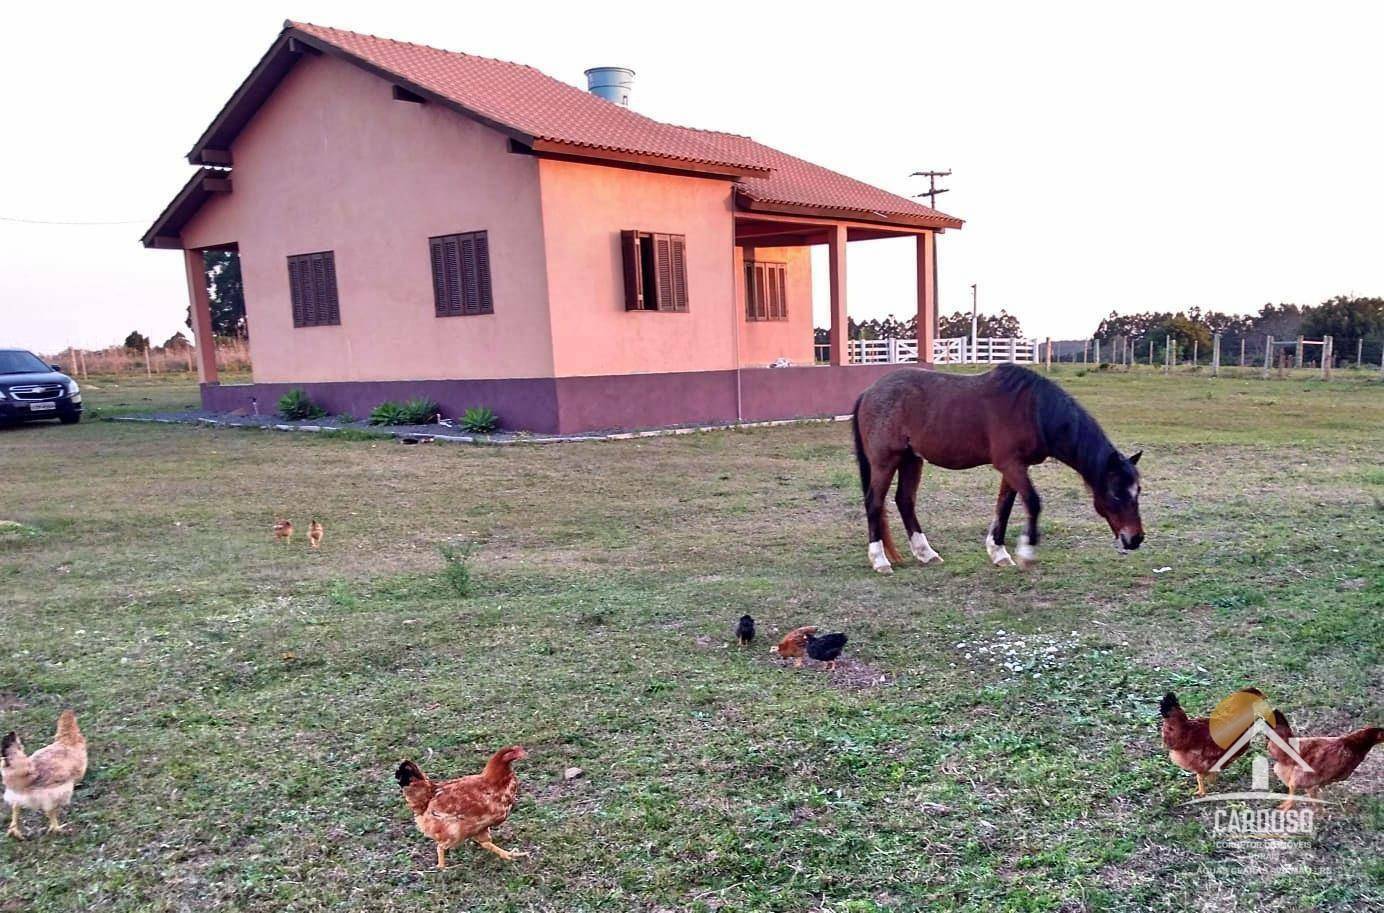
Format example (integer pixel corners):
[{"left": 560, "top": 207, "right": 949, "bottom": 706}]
[
  {"left": 429, "top": 231, "right": 494, "bottom": 317},
  {"left": 287, "top": 251, "right": 341, "bottom": 327},
  {"left": 744, "top": 260, "right": 788, "bottom": 321},
  {"left": 621, "top": 231, "right": 688, "bottom": 312}
]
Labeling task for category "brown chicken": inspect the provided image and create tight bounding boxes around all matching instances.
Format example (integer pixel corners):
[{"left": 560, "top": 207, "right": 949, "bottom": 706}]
[
  {"left": 308, "top": 520, "right": 324, "bottom": 549},
  {"left": 770, "top": 625, "right": 818, "bottom": 668},
  {"left": 273, "top": 519, "right": 293, "bottom": 545},
  {"left": 3, "top": 710, "right": 88, "bottom": 839},
  {"left": 395, "top": 746, "right": 528, "bottom": 869},
  {"left": 1160, "top": 689, "right": 1266, "bottom": 796},
  {"left": 1268, "top": 712, "right": 1383, "bottom": 810}
]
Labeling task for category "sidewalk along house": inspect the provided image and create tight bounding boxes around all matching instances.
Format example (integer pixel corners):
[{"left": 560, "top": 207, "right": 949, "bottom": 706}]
[{"left": 142, "top": 21, "right": 962, "bottom": 434}]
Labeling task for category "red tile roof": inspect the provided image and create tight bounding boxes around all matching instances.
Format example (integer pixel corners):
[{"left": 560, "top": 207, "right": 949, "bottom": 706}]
[{"left": 286, "top": 23, "right": 961, "bottom": 229}]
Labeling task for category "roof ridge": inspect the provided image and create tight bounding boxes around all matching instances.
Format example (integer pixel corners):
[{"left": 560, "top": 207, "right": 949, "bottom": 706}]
[{"left": 286, "top": 20, "right": 540, "bottom": 74}]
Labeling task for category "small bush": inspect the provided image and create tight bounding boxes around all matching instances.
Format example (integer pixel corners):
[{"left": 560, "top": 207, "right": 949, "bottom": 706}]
[
  {"left": 336, "top": 413, "right": 357, "bottom": 424},
  {"left": 460, "top": 406, "right": 499, "bottom": 433},
  {"left": 369, "top": 402, "right": 407, "bottom": 425},
  {"left": 278, "top": 388, "right": 326, "bottom": 420},
  {"left": 370, "top": 398, "right": 439, "bottom": 426},
  {"left": 438, "top": 543, "right": 473, "bottom": 597},
  {"left": 400, "top": 397, "right": 440, "bottom": 425}
]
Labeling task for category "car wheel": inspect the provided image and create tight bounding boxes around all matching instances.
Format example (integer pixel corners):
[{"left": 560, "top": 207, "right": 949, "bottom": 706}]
[{"left": 59, "top": 412, "right": 81, "bottom": 425}]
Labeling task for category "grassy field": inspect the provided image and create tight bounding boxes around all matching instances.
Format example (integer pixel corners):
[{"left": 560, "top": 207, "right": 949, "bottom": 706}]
[{"left": 1, "top": 368, "right": 1381, "bottom": 912}]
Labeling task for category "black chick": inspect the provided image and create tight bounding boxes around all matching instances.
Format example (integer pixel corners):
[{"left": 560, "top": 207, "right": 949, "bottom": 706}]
[
  {"left": 735, "top": 614, "right": 755, "bottom": 647},
  {"left": 805, "top": 632, "right": 847, "bottom": 669}
]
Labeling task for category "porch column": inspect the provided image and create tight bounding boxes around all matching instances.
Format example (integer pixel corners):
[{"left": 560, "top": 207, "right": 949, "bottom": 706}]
[
  {"left": 917, "top": 232, "right": 937, "bottom": 364},
  {"left": 827, "top": 224, "right": 849, "bottom": 365},
  {"left": 183, "top": 248, "right": 219, "bottom": 384}
]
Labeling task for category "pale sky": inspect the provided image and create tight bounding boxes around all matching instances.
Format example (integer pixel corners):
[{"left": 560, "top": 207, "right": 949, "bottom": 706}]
[{"left": 3, "top": 1, "right": 1382, "bottom": 354}]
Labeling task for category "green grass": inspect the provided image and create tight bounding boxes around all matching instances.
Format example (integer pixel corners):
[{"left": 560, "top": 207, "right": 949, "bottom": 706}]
[{"left": 1, "top": 368, "right": 1381, "bottom": 911}]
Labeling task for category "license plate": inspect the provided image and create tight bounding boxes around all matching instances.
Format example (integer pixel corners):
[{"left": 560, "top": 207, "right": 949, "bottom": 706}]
[{"left": 28, "top": 402, "right": 56, "bottom": 412}]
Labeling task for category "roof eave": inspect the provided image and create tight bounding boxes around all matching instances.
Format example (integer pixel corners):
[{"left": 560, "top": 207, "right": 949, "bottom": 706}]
[
  {"left": 525, "top": 139, "right": 772, "bottom": 179},
  {"left": 141, "top": 168, "right": 232, "bottom": 249},
  {"left": 735, "top": 192, "right": 964, "bottom": 231}
]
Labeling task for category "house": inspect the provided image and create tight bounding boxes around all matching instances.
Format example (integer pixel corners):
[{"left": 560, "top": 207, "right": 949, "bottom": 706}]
[{"left": 142, "top": 21, "right": 962, "bottom": 434}]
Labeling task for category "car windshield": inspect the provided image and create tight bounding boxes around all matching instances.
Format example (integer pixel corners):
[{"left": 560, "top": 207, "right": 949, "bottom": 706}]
[{"left": 0, "top": 351, "right": 51, "bottom": 374}]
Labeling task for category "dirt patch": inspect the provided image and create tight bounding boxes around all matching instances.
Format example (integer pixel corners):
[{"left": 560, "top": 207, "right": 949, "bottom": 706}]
[
  {"left": 0, "top": 693, "right": 28, "bottom": 710},
  {"left": 769, "top": 655, "right": 892, "bottom": 690}
]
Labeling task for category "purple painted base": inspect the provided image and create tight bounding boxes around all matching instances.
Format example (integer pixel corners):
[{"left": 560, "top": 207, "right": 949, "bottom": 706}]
[{"left": 200, "top": 364, "right": 929, "bottom": 435}]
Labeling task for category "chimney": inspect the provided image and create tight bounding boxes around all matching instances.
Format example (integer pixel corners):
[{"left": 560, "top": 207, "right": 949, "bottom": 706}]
[{"left": 584, "top": 67, "right": 635, "bottom": 107}]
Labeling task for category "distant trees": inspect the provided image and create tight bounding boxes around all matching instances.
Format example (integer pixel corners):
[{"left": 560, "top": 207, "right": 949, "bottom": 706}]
[
  {"left": 812, "top": 310, "right": 1025, "bottom": 345},
  {"left": 187, "top": 250, "right": 247, "bottom": 339},
  {"left": 1093, "top": 297, "right": 1382, "bottom": 365},
  {"left": 123, "top": 331, "right": 150, "bottom": 352}
]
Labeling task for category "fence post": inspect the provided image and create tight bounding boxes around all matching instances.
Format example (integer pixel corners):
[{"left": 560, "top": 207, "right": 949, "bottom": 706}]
[
  {"left": 1045, "top": 338, "right": 1052, "bottom": 371},
  {"left": 78, "top": 349, "right": 88, "bottom": 380},
  {"left": 1165, "top": 335, "right": 1172, "bottom": 374},
  {"left": 887, "top": 337, "right": 899, "bottom": 364},
  {"left": 1295, "top": 336, "right": 1304, "bottom": 369},
  {"left": 1212, "top": 333, "right": 1220, "bottom": 376},
  {"left": 1240, "top": 338, "right": 1246, "bottom": 367},
  {"left": 1322, "top": 336, "right": 1332, "bottom": 380},
  {"left": 1357, "top": 338, "right": 1364, "bottom": 368},
  {"left": 1263, "top": 336, "right": 1273, "bottom": 379},
  {"left": 1149, "top": 338, "right": 1154, "bottom": 366}
]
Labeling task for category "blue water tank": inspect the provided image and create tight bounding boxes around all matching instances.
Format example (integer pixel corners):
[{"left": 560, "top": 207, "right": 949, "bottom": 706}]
[{"left": 584, "top": 67, "right": 635, "bottom": 107}]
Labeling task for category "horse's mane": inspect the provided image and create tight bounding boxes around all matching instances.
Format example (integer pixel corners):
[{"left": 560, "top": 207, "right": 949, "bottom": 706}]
[{"left": 990, "top": 365, "right": 1118, "bottom": 488}]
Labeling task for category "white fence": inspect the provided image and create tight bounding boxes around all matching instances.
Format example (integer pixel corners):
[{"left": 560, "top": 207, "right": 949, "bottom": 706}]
[{"left": 813, "top": 337, "right": 1039, "bottom": 365}]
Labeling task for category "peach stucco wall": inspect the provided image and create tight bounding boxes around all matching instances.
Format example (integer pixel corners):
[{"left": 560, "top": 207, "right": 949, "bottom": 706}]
[
  {"left": 180, "top": 53, "right": 553, "bottom": 382},
  {"left": 536, "top": 159, "right": 740, "bottom": 378},
  {"left": 733, "top": 245, "right": 815, "bottom": 367}
]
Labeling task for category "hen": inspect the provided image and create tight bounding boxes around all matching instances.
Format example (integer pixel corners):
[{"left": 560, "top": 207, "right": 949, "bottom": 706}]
[
  {"left": 806, "top": 632, "right": 848, "bottom": 670},
  {"left": 770, "top": 625, "right": 818, "bottom": 668},
  {"left": 1159, "top": 689, "right": 1265, "bottom": 796},
  {"left": 308, "top": 519, "right": 324, "bottom": 549},
  {"left": 3, "top": 710, "right": 88, "bottom": 839},
  {"left": 1268, "top": 712, "right": 1383, "bottom": 810},
  {"left": 395, "top": 745, "right": 528, "bottom": 869},
  {"left": 273, "top": 519, "right": 293, "bottom": 545},
  {"left": 735, "top": 615, "right": 755, "bottom": 647}
]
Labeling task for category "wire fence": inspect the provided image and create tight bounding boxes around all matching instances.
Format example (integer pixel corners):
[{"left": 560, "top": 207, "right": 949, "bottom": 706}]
[{"left": 45, "top": 339, "right": 252, "bottom": 378}]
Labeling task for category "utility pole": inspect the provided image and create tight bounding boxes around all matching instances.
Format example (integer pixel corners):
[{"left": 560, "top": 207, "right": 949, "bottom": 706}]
[{"left": 911, "top": 169, "right": 952, "bottom": 209}]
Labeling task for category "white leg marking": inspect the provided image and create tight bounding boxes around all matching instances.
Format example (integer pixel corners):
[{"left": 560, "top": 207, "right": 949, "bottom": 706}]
[
  {"left": 1016, "top": 533, "right": 1037, "bottom": 567},
  {"left": 868, "top": 540, "right": 893, "bottom": 574},
  {"left": 985, "top": 533, "right": 1016, "bottom": 567},
  {"left": 909, "top": 531, "right": 943, "bottom": 564}
]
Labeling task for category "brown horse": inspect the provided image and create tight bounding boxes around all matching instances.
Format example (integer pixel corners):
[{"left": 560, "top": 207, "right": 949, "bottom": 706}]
[{"left": 851, "top": 365, "right": 1144, "bottom": 573}]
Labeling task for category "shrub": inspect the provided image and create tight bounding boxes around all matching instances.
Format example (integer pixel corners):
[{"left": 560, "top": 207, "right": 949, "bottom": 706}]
[
  {"left": 370, "top": 398, "right": 439, "bottom": 426},
  {"left": 438, "top": 542, "right": 473, "bottom": 597},
  {"left": 278, "top": 388, "right": 326, "bottom": 420},
  {"left": 400, "top": 397, "right": 440, "bottom": 425},
  {"left": 369, "top": 402, "right": 407, "bottom": 425},
  {"left": 460, "top": 406, "right": 499, "bottom": 433},
  {"left": 336, "top": 413, "right": 357, "bottom": 424}
]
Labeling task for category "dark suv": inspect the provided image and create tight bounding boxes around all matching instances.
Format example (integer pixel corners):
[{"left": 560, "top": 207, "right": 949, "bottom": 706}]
[{"left": 0, "top": 349, "right": 83, "bottom": 425}]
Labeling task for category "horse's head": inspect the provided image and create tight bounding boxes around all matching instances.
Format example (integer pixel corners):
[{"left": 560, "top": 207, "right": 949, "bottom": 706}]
[{"left": 1093, "top": 449, "right": 1144, "bottom": 551}]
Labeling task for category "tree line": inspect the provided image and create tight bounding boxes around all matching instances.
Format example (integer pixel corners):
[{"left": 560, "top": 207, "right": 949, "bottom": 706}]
[
  {"left": 814, "top": 309, "right": 1024, "bottom": 345},
  {"left": 1095, "top": 297, "right": 1383, "bottom": 365}
]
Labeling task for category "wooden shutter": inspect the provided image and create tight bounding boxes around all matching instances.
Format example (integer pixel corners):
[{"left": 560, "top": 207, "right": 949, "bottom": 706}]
[
  {"left": 621, "top": 230, "right": 644, "bottom": 310},
  {"left": 652, "top": 234, "right": 674, "bottom": 312},
  {"left": 669, "top": 235, "right": 688, "bottom": 312},
  {"left": 771, "top": 263, "right": 786, "bottom": 320},
  {"left": 430, "top": 231, "right": 493, "bottom": 316},
  {"left": 287, "top": 251, "right": 340, "bottom": 327},
  {"left": 744, "top": 260, "right": 786, "bottom": 321}
]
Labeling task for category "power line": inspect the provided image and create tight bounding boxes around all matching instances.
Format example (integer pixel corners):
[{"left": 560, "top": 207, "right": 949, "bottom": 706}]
[{"left": 0, "top": 215, "right": 143, "bottom": 226}]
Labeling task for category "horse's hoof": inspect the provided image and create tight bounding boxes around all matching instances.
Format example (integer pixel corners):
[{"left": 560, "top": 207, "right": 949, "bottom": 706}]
[
  {"left": 1017, "top": 556, "right": 1036, "bottom": 569},
  {"left": 918, "top": 552, "right": 944, "bottom": 565},
  {"left": 993, "top": 555, "right": 1016, "bottom": 567},
  {"left": 873, "top": 563, "right": 894, "bottom": 575}
]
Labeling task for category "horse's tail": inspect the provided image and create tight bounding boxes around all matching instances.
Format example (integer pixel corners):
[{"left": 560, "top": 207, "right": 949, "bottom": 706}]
[
  {"left": 851, "top": 394, "right": 870, "bottom": 496},
  {"left": 852, "top": 393, "right": 903, "bottom": 564}
]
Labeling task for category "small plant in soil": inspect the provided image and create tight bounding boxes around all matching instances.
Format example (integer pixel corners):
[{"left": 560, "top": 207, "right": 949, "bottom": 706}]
[
  {"left": 277, "top": 388, "right": 326, "bottom": 420},
  {"left": 460, "top": 406, "right": 499, "bottom": 433},
  {"left": 438, "top": 542, "right": 473, "bottom": 597}
]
